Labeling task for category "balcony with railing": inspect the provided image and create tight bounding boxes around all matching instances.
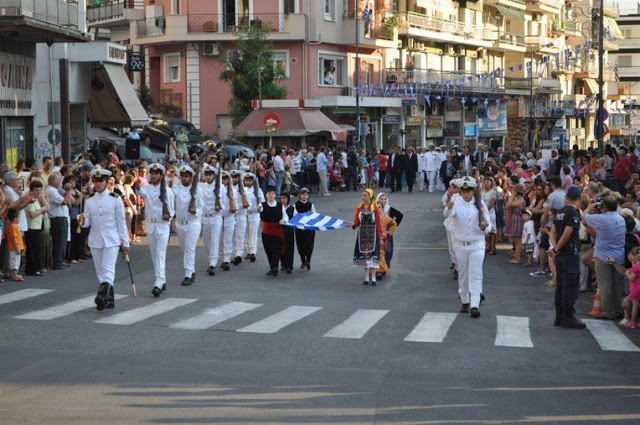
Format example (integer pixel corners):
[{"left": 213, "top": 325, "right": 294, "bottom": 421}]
[
  {"left": 398, "top": 11, "right": 494, "bottom": 48},
  {"left": 133, "top": 13, "right": 305, "bottom": 44},
  {"left": 340, "top": 13, "right": 398, "bottom": 48},
  {"left": 604, "top": 0, "right": 620, "bottom": 18},
  {"left": 526, "top": 0, "right": 562, "bottom": 14},
  {"left": 0, "top": 0, "right": 88, "bottom": 42},
  {"left": 574, "top": 64, "right": 617, "bottom": 81},
  {"left": 484, "top": 0, "right": 527, "bottom": 11},
  {"left": 495, "top": 31, "right": 526, "bottom": 51},
  {"left": 87, "top": 0, "right": 143, "bottom": 28}
]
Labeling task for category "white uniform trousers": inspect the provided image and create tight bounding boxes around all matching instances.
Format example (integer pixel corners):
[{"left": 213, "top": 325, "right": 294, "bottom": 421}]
[
  {"left": 91, "top": 246, "right": 120, "bottom": 286},
  {"left": 245, "top": 212, "right": 261, "bottom": 255},
  {"left": 427, "top": 170, "right": 439, "bottom": 192},
  {"left": 446, "top": 228, "right": 457, "bottom": 267},
  {"left": 222, "top": 215, "right": 236, "bottom": 262},
  {"left": 436, "top": 174, "right": 445, "bottom": 191},
  {"left": 176, "top": 221, "right": 201, "bottom": 278},
  {"left": 417, "top": 171, "right": 425, "bottom": 191},
  {"left": 455, "top": 240, "right": 485, "bottom": 308},
  {"left": 147, "top": 226, "right": 170, "bottom": 288},
  {"left": 202, "top": 216, "right": 223, "bottom": 267},
  {"left": 233, "top": 212, "right": 247, "bottom": 258}
]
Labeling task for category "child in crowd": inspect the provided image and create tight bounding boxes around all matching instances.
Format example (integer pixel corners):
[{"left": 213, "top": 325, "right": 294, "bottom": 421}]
[
  {"left": 6, "top": 209, "right": 24, "bottom": 282},
  {"left": 280, "top": 192, "right": 295, "bottom": 274},
  {"left": 522, "top": 210, "right": 535, "bottom": 267},
  {"left": 622, "top": 247, "right": 640, "bottom": 328},
  {"left": 367, "top": 159, "right": 374, "bottom": 189},
  {"left": 283, "top": 165, "right": 292, "bottom": 195}
]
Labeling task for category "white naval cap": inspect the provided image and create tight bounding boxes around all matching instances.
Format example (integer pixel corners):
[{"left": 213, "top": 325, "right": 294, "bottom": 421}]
[
  {"left": 221, "top": 171, "right": 231, "bottom": 178},
  {"left": 230, "top": 169, "right": 242, "bottom": 177},
  {"left": 202, "top": 164, "right": 218, "bottom": 174},
  {"left": 454, "top": 176, "right": 477, "bottom": 189},
  {"left": 90, "top": 169, "right": 112, "bottom": 179},
  {"left": 147, "top": 163, "right": 166, "bottom": 174},
  {"left": 243, "top": 172, "right": 256, "bottom": 180},
  {"left": 178, "top": 165, "right": 195, "bottom": 176}
]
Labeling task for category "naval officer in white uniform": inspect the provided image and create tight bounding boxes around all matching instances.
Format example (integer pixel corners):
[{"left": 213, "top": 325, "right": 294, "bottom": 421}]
[{"left": 173, "top": 165, "right": 202, "bottom": 286}]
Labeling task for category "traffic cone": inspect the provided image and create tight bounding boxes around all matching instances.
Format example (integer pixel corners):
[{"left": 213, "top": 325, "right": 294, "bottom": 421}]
[{"left": 588, "top": 289, "right": 602, "bottom": 317}]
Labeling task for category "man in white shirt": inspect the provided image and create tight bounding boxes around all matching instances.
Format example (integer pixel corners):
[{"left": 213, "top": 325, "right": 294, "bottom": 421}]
[
  {"left": 46, "top": 171, "right": 73, "bottom": 270},
  {"left": 78, "top": 169, "right": 129, "bottom": 311},
  {"left": 536, "top": 151, "right": 549, "bottom": 181},
  {"left": 173, "top": 165, "right": 202, "bottom": 286},
  {"left": 244, "top": 173, "right": 265, "bottom": 262},
  {"left": 424, "top": 144, "right": 441, "bottom": 193},
  {"left": 200, "top": 164, "right": 224, "bottom": 275},
  {"left": 417, "top": 148, "right": 427, "bottom": 192},
  {"left": 273, "top": 148, "right": 285, "bottom": 197},
  {"left": 317, "top": 146, "right": 330, "bottom": 196}
]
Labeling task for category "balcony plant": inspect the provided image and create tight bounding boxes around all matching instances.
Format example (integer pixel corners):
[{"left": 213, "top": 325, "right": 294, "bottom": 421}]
[{"left": 381, "top": 14, "right": 400, "bottom": 38}]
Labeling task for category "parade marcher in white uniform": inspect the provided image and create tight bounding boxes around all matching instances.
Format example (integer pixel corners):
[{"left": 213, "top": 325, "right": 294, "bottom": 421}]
[
  {"left": 173, "top": 165, "right": 202, "bottom": 286},
  {"left": 437, "top": 146, "right": 448, "bottom": 191},
  {"left": 79, "top": 169, "right": 129, "bottom": 311},
  {"left": 243, "top": 172, "right": 265, "bottom": 262},
  {"left": 231, "top": 170, "right": 249, "bottom": 265},
  {"left": 417, "top": 148, "right": 427, "bottom": 192},
  {"left": 425, "top": 144, "right": 441, "bottom": 193},
  {"left": 444, "top": 176, "right": 492, "bottom": 317},
  {"left": 221, "top": 171, "right": 238, "bottom": 270},
  {"left": 200, "top": 164, "right": 223, "bottom": 276},
  {"left": 442, "top": 180, "right": 460, "bottom": 279},
  {"left": 137, "top": 163, "right": 175, "bottom": 297}
]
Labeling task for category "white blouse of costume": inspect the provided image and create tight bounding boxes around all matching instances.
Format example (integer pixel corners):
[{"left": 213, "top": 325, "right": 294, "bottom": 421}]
[{"left": 443, "top": 193, "right": 493, "bottom": 242}]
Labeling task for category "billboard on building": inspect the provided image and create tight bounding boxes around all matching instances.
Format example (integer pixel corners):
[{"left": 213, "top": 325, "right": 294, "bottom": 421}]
[
  {"left": 477, "top": 104, "right": 507, "bottom": 133},
  {"left": 0, "top": 53, "right": 35, "bottom": 116}
]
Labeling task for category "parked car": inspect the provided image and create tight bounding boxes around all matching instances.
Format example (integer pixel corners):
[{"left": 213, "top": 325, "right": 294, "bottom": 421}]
[
  {"left": 138, "top": 118, "right": 206, "bottom": 156},
  {"left": 84, "top": 137, "right": 155, "bottom": 164},
  {"left": 222, "top": 140, "right": 255, "bottom": 159}
]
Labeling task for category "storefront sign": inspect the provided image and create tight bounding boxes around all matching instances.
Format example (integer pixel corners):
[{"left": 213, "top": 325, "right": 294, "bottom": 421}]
[
  {"left": 477, "top": 104, "right": 507, "bottom": 133},
  {"left": 426, "top": 115, "right": 443, "bottom": 137},
  {"left": 444, "top": 129, "right": 460, "bottom": 137},
  {"left": 571, "top": 128, "right": 585, "bottom": 137},
  {"left": 383, "top": 115, "right": 401, "bottom": 124},
  {"left": 406, "top": 116, "right": 423, "bottom": 126},
  {"left": 402, "top": 98, "right": 416, "bottom": 105},
  {"left": 129, "top": 54, "right": 145, "bottom": 72},
  {"left": 108, "top": 45, "right": 126, "bottom": 62},
  {"left": 464, "top": 124, "right": 478, "bottom": 137},
  {"left": 0, "top": 53, "right": 34, "bottom": 116}
]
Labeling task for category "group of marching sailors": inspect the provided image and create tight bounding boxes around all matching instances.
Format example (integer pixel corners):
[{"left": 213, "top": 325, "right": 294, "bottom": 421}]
[{"left": 81, "top": 163, "right": 317, "bottom": 310}]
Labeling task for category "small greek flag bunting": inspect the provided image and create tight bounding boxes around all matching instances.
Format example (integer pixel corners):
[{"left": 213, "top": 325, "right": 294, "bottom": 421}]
[{"left": 284, "top": 212, "right": 349, "bottom": 231}]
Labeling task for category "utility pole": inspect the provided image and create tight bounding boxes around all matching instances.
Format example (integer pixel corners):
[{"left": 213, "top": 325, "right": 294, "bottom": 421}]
[
  {"left": 528, "top": 48, "right": 534, "bottom": 152},
  {"left": 355, "top": 1, "right": 361, "bottom": 148},
  {"left": 596, "top": 0, "right": 605, "bottom": 156}
]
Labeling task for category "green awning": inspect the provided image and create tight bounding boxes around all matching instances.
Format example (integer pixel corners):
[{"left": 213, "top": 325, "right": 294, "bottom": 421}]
[{"left": 495, "top": 5, "right": 524, "bottom": 21}]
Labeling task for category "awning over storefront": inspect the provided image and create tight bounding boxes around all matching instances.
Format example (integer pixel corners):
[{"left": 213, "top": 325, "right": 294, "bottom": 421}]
[
  {"left": 88, "top": 63, "right": 149, "bottom": 128},
  {"left": 584, "top": 78, "right": 599, "bottom": 96},
  {"left": 234, "top": 108, "right": 347, "bottom": 141},
  {"left": 495, "top": 5, "right": 525, "bottom": 21},
  {"left": 604, "top": 16, "right": 624, "bottom": 39}
]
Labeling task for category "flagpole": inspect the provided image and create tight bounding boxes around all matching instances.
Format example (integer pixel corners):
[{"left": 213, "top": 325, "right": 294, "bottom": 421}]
[{"left": 597, "top": 0, "right": 605, "bottom": 156}]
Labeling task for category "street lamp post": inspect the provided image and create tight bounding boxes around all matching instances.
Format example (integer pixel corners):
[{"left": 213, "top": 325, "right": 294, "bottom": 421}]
[
  {"left": 528, "top": 48, "right": 534, "bottom": 152},
  {"left": 596, "top": 0, "right": 605, "bottom": 156},
  {"left": 355, "top": 2, "right": 361, "bottom": 148}
]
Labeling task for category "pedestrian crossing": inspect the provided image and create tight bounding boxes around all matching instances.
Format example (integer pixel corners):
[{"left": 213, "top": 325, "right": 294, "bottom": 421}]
[{"left": 2, "top": 287, "right": 640, "bottom": 352}]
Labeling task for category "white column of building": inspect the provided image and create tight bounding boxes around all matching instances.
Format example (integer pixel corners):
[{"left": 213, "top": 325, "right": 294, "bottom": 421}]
[
  {"left": 144, "top": 47, "right": 150, "bottom": 94},
  {"left": 186, "top": 44, "right": 201, "bottom": 129}
]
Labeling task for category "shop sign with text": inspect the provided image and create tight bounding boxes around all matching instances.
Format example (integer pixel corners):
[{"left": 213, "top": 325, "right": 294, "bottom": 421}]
[{"left": 0, "top": 53, "right": 34, "bottom": 116}]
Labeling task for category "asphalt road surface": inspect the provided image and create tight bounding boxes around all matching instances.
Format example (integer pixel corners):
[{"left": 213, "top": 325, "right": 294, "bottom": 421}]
[{"left": 1, "top": 191, "right": 639, "bottom": 425}]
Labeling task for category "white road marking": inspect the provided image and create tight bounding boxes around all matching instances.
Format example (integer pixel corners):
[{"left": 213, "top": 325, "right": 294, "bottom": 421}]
[
  {"left": 495, "top": 315, "right": 534, "bottom": 348},
  {"left": 95, "top": 298, "right": 197, "bottom": 325},
  {"left": 17, "top": 294, "right": 127, "bottom": 320},
  {"left": 583, "top": 319, "right": 640, "bottom": 352},
  {"left": 170, "top": 301, "right": 262, "bottom": 330},
  {"left": 0, "top": 288, "right": 53, "bottom": 306},
  {"left": 237, "top": 306, "right": 322, "bottom": 334},
  {"left": 404, "top": 312, "right": 458, "bottom": 343},
  {"left": 324, "top": 309, "right": 389, "bottom": 339}
]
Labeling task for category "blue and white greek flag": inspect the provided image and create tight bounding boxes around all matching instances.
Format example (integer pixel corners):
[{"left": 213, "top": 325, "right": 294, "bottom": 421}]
[{"left": 284, "top": 212, "right": 349, "bottom": 231}]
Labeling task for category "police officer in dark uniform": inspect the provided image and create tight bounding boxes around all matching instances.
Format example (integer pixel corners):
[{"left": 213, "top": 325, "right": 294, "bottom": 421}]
[{"left": 547, "top": 185, "right": 586, "bottom": 329}]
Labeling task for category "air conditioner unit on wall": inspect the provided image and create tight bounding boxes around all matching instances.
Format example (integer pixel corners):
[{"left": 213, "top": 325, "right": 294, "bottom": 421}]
[
  {"left": 203, "top": 43, "right": 220, "bottom": 56},
  {"left": 456, "top": 46, "right": 465, "bottom": 56}
]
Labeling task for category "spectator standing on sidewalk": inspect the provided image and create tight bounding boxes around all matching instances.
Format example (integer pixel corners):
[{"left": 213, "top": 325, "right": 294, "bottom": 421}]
[
  {"left": 46, "top": 172, "right": 73, "bottom": 270},
  {"left": 583, "top": 195, "right": 626, "bottom": 320},
  {"left": 317, "top": 146, "right": 330, "bottom": 196}
]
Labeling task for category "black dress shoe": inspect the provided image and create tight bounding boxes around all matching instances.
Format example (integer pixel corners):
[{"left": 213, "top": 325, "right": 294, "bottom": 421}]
[
  {"left": 266, "top": 268, "right": 278, "bottom": 276},
  {"left": 207, "top": 266, "right": 216, "bottom": 276},
  {"left": 244, "top": 254, "right": 251, "bottom": 260},
  {"left": 371, "top": 281, "right": 377, "bottom": 286},
  {"left": 249, "top": 254, "right": 256, "bottom": 262},
  {"left": 161, "top": 284, "right": 167, "bottom": 292},
  {"left": 285, "top": 268, "right": 292, "bottom": 274},
  {"left": 300, "top": 264, "right": 306, "bottom": 269},
  {"left": 191, "top": 273, "right": 196, "bottom": 283},
  {"left": 470, "top": 307, "right": 481, "bottom": 318},
  {"left": 305, "top": 262, "right": 310, "bottom": 270},
  {"left": 460, "top": 303, "right": 470, "bottom": 313},
  {"left": 105, "top": 287, "right": 115, "bottom": 309},
  {"left": 95, "top": 283, "right": 110, "bottom": 311},
  {"left": 152, "top": 286, "right": 161, "bottom": 297},
  {"left": 363, "top": 280, "right": 369, "bottom": 285},
  {"left": 480, "top": 293, "right": 485, "bottom": 303},
  {"left": 233, "top": 256, "right": 242, "bottom": 265},
  {"left": 221, "top": 262, "right": 230, "bottom": 271},
  {"left": 181, "top": 277, "right": 192, "bottom": 286},
  {"left": 449, "top": 263, "right": 455, "bottom": 270}
]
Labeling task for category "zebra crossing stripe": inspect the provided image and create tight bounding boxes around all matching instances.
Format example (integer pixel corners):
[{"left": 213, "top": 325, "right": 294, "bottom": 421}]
[
  {"left": 16, "top": 294, "right": 128, "bottom": 320},
  {"left": 0, "top": 288, "right": 53, "bottom": 306},
  {"left": 170, "top": 301, "right": 262, "bottom": 330},
  {"left": 583, "top": 319, "right": 640, "bottom": 352},
  {"left": 495, "top": 316, "right": 534, "bottom": 348},
  {"left": 324, "top": 309, "right": 389, "bottom": 339},
  {"left": 95, "top": 298, "right": 197, "bottom": 325},
  {"left": 237, "top": 305, "right": 322, "bottom": 334},
  {"left": 404, "top": 312, "right": 458, "bottom": 343}
]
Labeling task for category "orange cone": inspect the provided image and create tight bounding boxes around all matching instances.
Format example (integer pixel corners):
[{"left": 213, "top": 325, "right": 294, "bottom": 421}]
[{"left": 588, "top": 289, "right": 602, "bottom": 317}]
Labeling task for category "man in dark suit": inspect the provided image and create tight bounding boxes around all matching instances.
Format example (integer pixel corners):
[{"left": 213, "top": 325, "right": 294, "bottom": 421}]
[
  {"left": 395, "top": 149, "right": 408, "bottom": 192},
  {"left": 388, "top": 146, "right": 399, "bottom": 192},
  {"left": 460, "top": 145, "right": 476, "bottom": 174},
  {"left": 473, "top": 144, "right": 491, "bottom": 165},
  {"left": 405, "top": 146, "right": 419, "bottom": 193}
]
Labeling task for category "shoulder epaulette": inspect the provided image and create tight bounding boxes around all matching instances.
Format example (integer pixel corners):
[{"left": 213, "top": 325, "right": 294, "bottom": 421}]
[
  {"left": 88, "top": 192, "right": 96, "bottom": 198},
  {"left": 109, "top": 192, "right": 120, "bottom": 198}
]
